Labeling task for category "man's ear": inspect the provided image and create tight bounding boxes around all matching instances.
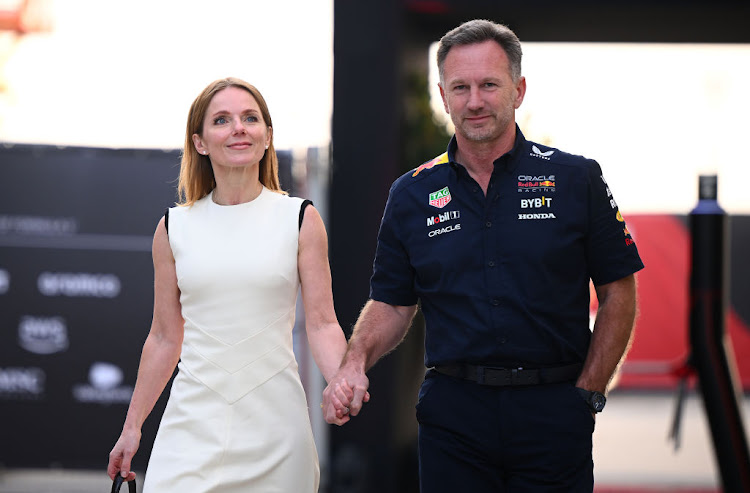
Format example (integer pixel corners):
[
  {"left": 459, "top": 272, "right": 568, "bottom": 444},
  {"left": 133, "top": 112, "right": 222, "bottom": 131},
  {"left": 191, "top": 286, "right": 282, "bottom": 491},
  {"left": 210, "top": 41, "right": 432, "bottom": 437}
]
[
  {"left": 439, "top": 83, "right": 450, "bottom": 114},
  {"left": 514, "top": 76, "right": 527, "bottom": 109}
]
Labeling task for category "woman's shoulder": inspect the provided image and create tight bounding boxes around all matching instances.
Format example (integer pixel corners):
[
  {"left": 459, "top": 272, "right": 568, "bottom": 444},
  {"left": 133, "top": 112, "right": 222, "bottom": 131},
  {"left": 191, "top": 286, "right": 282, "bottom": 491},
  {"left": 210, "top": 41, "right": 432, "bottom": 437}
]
[{"left": 265, "top": 188, "right": 306, "bottom": 208}]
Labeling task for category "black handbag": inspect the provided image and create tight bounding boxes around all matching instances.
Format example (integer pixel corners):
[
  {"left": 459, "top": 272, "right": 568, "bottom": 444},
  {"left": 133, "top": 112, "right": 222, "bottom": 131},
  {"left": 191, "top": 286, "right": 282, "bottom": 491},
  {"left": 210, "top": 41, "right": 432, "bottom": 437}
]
[{"left": 111, "top": 475, "right": 137, "bottom": 493}]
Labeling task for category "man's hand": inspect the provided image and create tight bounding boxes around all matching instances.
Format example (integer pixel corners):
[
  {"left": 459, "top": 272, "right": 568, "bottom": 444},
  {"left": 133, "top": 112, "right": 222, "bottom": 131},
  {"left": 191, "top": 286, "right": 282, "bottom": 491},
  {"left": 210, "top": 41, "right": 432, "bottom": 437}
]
[
  {"left": 320, "top": 299, "right": 417, "bottom": 425},
  {"left": 322, "top": 365, "right": 370, "bottom": 425}
]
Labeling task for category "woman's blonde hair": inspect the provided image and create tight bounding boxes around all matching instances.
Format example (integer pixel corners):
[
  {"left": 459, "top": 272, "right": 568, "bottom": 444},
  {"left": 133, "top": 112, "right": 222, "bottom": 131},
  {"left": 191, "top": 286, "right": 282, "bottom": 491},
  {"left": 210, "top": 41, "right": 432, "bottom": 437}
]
[{"left": 177, "top": 77, "right": 285, "bottom": 206}]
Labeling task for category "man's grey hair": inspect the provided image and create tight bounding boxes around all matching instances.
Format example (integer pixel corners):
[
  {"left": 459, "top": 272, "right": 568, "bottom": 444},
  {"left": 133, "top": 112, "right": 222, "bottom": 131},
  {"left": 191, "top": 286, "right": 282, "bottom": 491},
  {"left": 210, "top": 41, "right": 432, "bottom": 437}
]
[{"left": 437, "top": 19, "right": 523, "bottom": 83}]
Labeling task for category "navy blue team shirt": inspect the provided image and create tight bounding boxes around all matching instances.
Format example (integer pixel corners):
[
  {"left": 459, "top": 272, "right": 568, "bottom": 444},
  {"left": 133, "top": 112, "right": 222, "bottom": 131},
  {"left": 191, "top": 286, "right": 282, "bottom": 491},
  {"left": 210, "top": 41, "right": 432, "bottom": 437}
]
[{"left": 370, "top": 126, "right": 644, "bottom": 369}]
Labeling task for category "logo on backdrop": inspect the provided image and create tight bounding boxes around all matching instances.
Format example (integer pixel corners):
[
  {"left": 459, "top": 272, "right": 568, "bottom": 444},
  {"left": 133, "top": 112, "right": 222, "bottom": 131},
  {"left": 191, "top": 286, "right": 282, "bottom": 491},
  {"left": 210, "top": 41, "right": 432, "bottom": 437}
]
[
  {"left": 0, "top": 214, "right": 78, "bottom": 235},
  {"left": 37, "top": 272, "right": 121, "bottom": 298},
  {"left": 72, "top": 362, "right": 133, "bottom": 404},
  {"left": 18, "top": 315, "right": 70, "bottom": 354},
  {"left": 0, "top": 367, "right": 46, "bottom": 400},
  {"left": 0, "top": 268, "right": 8, "bottom": 294}
]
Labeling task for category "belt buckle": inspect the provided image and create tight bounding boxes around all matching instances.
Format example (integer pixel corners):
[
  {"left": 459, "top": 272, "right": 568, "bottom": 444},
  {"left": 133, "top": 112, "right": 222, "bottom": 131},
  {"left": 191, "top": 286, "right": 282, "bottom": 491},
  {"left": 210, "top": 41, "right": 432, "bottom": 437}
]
[
  {"left": 510, "top": 367, "right": 523, "bottom": 385},
  {"left": 480, "top": 366, "right": 510, "bottom": 386}
]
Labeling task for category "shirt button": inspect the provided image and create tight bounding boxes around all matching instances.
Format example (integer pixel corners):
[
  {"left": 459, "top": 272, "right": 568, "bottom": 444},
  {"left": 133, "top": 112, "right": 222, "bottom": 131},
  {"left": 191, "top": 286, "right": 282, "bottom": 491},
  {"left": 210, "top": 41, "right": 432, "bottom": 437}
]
[
  {"left": 485, "top": 221, "right": 492, "bottom": 228},
  {"left": 496, "top": 336, "right": 507, "bottom": 344},
  {"left": 488, "top": 260, "right": 495, "bottom": 267},
  {"left": 491, "top": 298, "right": 500, "bottom": 306}
]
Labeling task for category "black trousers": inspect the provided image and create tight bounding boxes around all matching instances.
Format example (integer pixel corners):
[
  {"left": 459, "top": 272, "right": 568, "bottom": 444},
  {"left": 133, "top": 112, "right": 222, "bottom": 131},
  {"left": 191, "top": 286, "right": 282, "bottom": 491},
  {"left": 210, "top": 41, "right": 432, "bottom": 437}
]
[{"left": 416, "top": 370, "right": 595, "bottom": 493}]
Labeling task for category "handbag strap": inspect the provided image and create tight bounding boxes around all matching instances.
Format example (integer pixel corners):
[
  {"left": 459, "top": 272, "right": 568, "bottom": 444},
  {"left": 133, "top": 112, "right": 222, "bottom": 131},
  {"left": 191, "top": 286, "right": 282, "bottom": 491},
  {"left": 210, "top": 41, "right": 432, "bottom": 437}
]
[{"left": 111, "top": 475, "right": 137, "bottom": 493}]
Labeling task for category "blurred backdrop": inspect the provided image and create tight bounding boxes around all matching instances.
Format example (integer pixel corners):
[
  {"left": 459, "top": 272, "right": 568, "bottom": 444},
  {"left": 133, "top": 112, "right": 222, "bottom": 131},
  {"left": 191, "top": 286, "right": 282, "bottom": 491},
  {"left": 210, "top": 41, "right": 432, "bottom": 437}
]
[{"left": 1, "top": 1, "right": 749, "bottom": 492}]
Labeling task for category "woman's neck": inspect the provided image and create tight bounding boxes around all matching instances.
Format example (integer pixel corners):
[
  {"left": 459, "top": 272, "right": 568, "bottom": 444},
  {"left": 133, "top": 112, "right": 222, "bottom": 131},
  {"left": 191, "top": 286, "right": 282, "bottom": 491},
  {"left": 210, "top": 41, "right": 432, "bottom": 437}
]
[{"left": 210, "top": 161, "right": 265, "bottom": 205}]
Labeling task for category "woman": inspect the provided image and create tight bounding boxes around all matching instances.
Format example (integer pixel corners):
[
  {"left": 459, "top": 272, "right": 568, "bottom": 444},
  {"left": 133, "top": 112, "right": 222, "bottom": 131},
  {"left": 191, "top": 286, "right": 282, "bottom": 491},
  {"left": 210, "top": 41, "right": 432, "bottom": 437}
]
[{"left": 107, "top": 77, "right": 351, "bottom": 492}]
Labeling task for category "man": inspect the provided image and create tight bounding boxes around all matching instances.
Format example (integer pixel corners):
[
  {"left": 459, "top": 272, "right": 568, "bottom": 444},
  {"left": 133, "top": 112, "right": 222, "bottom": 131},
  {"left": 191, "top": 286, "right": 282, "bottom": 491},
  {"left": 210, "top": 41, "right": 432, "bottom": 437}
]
[{"left": 323, "top": 19, "right": 644, "bottom": 492}]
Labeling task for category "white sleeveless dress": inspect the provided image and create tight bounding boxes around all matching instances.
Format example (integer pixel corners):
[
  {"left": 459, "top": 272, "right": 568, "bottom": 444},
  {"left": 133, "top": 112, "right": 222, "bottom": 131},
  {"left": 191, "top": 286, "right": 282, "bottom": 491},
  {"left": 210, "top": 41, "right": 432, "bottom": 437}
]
[{"left": 143, "top": 187, "right": 319, "bottom": 492}]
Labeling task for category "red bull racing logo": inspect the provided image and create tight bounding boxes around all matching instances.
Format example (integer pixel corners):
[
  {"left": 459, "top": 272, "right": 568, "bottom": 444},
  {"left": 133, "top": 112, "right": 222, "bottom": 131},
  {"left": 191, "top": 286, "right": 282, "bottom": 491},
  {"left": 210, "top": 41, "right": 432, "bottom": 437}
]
[
  {"left": 517, "top": 174, "right": 556, "bottom": 193},
  {"left": 413, "top": 153, "right": 449, "bottom": 177}
]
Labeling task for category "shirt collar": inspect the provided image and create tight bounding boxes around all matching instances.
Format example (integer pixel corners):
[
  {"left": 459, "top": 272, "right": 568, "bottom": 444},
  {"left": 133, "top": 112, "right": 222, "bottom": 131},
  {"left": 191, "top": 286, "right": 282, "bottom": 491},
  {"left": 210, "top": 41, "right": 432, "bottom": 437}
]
[{"left": 448, "top": 124, "right": 527, "bottom": 175}]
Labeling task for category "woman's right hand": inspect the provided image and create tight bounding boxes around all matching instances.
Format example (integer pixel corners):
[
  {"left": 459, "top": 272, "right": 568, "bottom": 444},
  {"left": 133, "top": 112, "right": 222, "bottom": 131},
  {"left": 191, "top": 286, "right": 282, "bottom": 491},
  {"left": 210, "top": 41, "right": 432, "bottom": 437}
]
[{"left": 107, "top": 428, "right": 141, "bottom": 481}]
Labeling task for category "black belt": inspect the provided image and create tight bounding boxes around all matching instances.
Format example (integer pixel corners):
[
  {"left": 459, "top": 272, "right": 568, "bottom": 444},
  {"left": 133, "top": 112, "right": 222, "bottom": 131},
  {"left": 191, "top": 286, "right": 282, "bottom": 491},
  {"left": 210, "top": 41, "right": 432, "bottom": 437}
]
[{"left": 432, "top": 363, "right": 581, "bottom": 386}]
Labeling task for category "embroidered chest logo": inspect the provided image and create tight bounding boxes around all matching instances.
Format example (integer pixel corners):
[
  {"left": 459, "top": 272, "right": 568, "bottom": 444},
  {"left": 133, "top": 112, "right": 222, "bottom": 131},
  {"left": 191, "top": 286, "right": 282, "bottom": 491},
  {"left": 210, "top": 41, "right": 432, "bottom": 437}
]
[
  {"left": 520, "top": 196, "right": 552, "bottom": 209},
  {"left": 428, "top": 187, "right": 452, "bottom": 208},
  {"left": 426, "top": 210, "right": 461, "bottom": 237},
  {"left": 518, "top": 174, "right": 556, "bottom": 193},
  {"left": 427, "top": 210, "right": 460, "bottom": 226}
]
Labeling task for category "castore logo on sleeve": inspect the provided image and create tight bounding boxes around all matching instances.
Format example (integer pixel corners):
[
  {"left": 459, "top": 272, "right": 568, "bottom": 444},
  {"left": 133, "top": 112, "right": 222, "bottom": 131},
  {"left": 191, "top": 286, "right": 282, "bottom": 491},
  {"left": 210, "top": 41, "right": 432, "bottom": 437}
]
[{"left": 530, "top": 145, "right": 554, "bottom": 159}]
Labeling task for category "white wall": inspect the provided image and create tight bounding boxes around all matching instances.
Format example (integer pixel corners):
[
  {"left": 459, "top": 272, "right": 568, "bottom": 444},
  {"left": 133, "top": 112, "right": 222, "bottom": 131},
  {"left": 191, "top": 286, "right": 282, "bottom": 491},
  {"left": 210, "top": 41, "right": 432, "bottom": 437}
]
[
  {"left": 430, "top": 42, "right": 750, "bottom": 214},
  {"left": 0, "top": 0, "right": 333, "bottom": 151}
]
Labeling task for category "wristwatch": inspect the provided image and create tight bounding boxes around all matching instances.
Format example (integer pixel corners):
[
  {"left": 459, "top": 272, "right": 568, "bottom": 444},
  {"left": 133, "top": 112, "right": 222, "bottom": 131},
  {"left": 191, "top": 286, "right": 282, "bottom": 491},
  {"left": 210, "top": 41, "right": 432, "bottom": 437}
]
[{"left": 577, "top": 388, "right": 606, "bottom": 413}]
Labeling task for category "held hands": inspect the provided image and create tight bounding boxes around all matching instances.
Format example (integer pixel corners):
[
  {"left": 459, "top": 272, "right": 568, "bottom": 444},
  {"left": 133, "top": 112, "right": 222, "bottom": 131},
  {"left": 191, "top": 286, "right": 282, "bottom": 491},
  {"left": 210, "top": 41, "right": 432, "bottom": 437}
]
[
  {"left": 107, "top": 428, "right": 141, "bottom": 482},
  {"left": 322, "top": 366, "right": 370, "bottom": 426}
]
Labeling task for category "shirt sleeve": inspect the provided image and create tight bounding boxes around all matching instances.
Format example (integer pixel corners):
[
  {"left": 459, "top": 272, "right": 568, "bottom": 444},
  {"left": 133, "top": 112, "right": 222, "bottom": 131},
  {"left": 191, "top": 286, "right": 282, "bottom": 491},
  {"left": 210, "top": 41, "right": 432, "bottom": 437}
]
[
  {"left": 369, "top": 184, "right": 419, "bottom": 306},
  {"left": 585, "top": 160, "right": 644, "bottom": 286}
]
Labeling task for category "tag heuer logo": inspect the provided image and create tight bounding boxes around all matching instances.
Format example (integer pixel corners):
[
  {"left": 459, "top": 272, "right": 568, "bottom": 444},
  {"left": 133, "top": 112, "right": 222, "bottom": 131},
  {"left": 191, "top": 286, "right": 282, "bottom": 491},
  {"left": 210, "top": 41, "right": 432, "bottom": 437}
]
[{"left": 429, "top": 187, "right": 452, "bottom": 208}]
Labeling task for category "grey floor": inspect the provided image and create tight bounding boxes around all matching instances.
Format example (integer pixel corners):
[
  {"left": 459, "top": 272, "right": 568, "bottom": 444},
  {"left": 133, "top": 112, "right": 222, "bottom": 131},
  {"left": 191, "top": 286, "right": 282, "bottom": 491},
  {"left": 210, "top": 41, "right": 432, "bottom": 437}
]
[{"left": 1, "top": 392, "right": 747, "bottom": 493}]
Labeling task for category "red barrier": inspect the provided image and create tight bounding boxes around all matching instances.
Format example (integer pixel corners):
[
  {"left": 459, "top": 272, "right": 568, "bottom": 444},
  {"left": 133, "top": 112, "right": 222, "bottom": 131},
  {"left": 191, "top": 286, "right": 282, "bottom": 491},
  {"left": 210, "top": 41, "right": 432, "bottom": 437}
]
[{"left": 594, "top": 214, "right": 750, "bottom": 390}]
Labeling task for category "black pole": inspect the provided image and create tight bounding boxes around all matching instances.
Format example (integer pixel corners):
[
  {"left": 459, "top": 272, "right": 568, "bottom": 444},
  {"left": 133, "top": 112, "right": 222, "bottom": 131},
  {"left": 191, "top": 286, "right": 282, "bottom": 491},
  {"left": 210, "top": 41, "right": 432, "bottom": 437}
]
[
  {"left": 689, "top": 174, "right": 750, "bottom": 492},
  {"left": 329, "top": 2, "right": 413, "bottom": 493}
]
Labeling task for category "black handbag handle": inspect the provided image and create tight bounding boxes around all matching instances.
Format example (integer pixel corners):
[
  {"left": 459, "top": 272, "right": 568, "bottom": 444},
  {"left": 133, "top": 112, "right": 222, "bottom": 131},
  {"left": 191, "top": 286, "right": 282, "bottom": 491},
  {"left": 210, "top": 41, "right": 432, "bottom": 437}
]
[{"left": 111, "top": 475, "right": 137, "bottom": 493}]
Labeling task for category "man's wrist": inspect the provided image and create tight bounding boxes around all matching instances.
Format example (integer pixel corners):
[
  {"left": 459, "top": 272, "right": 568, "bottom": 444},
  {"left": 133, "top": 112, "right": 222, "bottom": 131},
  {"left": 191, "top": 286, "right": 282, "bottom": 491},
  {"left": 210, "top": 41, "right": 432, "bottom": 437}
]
[
  {"left": 340, "top": 350, "right": 367, "bottom": 374},
  {"left": 576, "top": 387, "right": 607, "bottom": 413}
]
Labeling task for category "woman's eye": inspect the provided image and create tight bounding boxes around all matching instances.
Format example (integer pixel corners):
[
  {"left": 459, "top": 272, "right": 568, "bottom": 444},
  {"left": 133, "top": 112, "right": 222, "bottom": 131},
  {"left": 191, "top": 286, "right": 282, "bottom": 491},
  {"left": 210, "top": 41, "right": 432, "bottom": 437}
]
[
  {"left": 214, "top": 116, "right": 227, "bottom": 125},
  {"left": 245, "top": 115, "right": 259, "bottom": 123}
]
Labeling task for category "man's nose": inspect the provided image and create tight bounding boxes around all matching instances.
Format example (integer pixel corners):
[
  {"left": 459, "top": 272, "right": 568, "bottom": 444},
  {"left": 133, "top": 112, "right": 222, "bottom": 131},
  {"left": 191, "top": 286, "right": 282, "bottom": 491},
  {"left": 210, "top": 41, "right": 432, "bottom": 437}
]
[{"left": 467, "top": 86, "right": 483, "bottom": 110}]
